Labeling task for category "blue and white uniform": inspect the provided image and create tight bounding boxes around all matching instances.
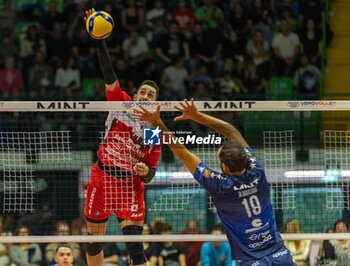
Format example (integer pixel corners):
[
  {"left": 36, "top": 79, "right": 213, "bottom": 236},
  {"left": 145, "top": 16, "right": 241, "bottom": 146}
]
[{"left": 194, "top": 147, "right": 295, "bottom": 266}]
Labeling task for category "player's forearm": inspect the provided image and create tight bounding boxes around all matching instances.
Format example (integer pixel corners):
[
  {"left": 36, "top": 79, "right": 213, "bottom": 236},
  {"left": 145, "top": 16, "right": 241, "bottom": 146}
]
[{"left": 96, "top": 40, "right": 117, "bottom": 85}]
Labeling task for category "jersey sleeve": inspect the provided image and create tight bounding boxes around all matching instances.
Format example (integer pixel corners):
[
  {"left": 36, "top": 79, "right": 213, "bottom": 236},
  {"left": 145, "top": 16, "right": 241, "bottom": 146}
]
[
  {"left": 143, "top": 146, "right": 162, "bottom": 169},
  {"left": 193, "top": 162, "right": 231, "bottom": 193},
  {"left": 244, "top": 147, "right": 264, "bottom": 169},
  {"left": 105, "top": 81, "right": 132, "bottom": 101}
]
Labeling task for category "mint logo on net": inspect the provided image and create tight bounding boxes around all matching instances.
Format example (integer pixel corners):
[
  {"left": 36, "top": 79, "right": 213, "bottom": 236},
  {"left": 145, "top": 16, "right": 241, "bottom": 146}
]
[{"left": 143, "top": 127, "right": 162, "bottom": 146}]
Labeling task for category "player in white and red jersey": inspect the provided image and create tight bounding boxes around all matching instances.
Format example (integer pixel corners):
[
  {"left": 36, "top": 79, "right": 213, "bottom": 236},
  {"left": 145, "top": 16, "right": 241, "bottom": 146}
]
[{"left": 83, "top": 9, "right": 162, "bottom": 266}]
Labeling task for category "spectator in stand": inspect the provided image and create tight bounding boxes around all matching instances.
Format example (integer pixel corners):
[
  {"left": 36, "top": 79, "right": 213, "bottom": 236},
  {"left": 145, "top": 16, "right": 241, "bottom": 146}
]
[
  {"left": 160, "top": 56, "right": 189, "bottom": 99},
  {"left": 293, "top": 54, "right": 320, "bottom": 98},
  {"left": 0, "top": 242, "right": 9, "bottom": 266},
  {"left": 188, "top": 23, "right": 223, "bottom": 78},
  {"left": 275, "top": 0, "right": 300, "bottom": 18},
  {"left": 272, "top": 19, "right": 300, "bottom": 76},
  {"left": 45, "top": 22, "right": 71, "bottom": 68},
  {"left": 27, "top": 50, "right": 54, "bottom": 94},
  {"left": 158, "top": 223, "right": 186, "bottom": 266},
  {"left": 238, "top": 60, "right": 265, "bottom": 96},
  {"left": 41, "top": 0, "right": 65, "bottom": 34},
  {"left": 300, "top": 0, "right": 323, "bottom": 28},
  {"left": 145, "top": 0, "right": 167, "bottom": 45},
  {"left": 143, "top": 223, "right": 158, "bottom": 266},
  {"left": 300, "top": 18, "right": 321, "bottom": 66},
  {"left": 190, "top": 64, "right": 213, "bottom": 90},
  {"left": 54, "top": 55, "right": 81, "bottom": 95},
  {"left": 72, "top": 28, "right": 96, "bottom": 78},
  {"left": 121, "top": 0, "right": 144, "bottom": 36},
  {"left": 191, "top": 81, "right": 213, "bottom": 100},
  {"left": 20, "top": 24, "right": 47, "bottom": 66},
  {"left": 283, "top": 219, "right": 311, "bottom": 266},
  {"left": 0, "top": 0, "right": 16, "bottom": 33},
  {"left": 222, "top": 29, "right": 245, "bottom": 76},
  {"left": 122, "top": 30, "right": 149, "bottom": 84},
  {"left": 66, "top": 0, "right": 87, "bottom": 39},
  {"left": 155, "top": 21, "right": 190, "bottom": 71},
  {"left": 246, "top": 29, "right": 271, "bottom": 81},
  {"left": 322, "top": 219, "right": 350, "bottom": 266},
  {"left": 180, "top": 219, "right": 206, "bottom": 266},
  {"left": 218, "top": 71, "right": 240, "bottom": 97},
  {"left": 0, "top": 33, "right": 18, "bottom": 66},
  {"left": 249, "top": 0, "right": 271, "bottom": 25},
  {"left": 200, "top": 224, "right": 234, "bottom": 266},
  {"left": 0, "top": 56, "right": 23, "bottom": 100},
  {"left": 0, "top": 216, "right": 10, "bottom": 266},
  {"left": 9, "top": 225, "right": 42, "bottom": 266},
  {"left": 195, "top": 0, "right": 226, "bottom": 31},
  {"left": 170, "top": 0, "right": 196, "bottom": 38},
  {"left": 45, "top": 221, "right": 82, "bottom": 265},
  {"left": 229, "top": 2, "right": 248, "bottom": 39},
  {"left": 276, "top": 7, "right": 298, "bottom": 32}
]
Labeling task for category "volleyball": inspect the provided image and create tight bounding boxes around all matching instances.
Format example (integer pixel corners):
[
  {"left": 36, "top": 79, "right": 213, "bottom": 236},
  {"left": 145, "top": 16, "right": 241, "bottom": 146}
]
[{"left": 86, "top": 11, "right": 114, "bottom": 39}]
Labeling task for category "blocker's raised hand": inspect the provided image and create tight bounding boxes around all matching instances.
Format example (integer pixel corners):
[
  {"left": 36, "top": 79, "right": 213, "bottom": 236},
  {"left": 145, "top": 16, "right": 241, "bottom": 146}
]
[
  {"left": 133, "top": 105, "right": 161, "bottom": 126},
  {"left": 174, "top": 98, "right": 199, "bottom": 122}
]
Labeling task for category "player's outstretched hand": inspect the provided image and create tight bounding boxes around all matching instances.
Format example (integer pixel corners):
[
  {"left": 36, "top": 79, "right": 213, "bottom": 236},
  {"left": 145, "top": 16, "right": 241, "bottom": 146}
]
[
  {"left": 174, "top": 98, "right": 198, "bottom": 122},
  {"left": 133, "top": 105, "right": 161, "bottom": 126},
  {"left": 84, "top": 8, "right": 95, "bottom": 22}
]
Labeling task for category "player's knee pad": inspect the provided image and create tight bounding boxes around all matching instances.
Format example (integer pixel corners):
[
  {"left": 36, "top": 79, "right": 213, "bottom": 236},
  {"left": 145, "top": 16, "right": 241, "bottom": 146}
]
[
  {"left": 86, "top": 242, "right": 103, "bottom": 256},
  {"left": 122, "top": 225, "right": 146, "bottom": 265}
]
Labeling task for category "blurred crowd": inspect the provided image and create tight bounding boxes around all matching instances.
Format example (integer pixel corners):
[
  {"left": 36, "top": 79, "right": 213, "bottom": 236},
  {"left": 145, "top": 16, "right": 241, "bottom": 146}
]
[
  {"left": 0, "top": 0, "right": 330, "bottom": 102},
  {"left": 2, "top": 215, "right": 350, "bottom": 266}
]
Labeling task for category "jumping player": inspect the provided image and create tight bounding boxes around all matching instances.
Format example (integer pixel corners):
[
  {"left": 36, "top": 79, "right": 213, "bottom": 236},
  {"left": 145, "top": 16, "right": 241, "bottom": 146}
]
[
  {"left": 83, "top": 9, "right": 162, "bottom": 266},
  {"left": 133, "top": 99, "right": 296, "bottom": 266}
]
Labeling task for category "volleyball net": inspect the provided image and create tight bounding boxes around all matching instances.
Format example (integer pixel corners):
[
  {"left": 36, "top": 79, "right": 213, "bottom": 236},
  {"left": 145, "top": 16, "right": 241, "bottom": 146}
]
[{"left": 1, "top": 100, "right": 350, "bottom": 243}]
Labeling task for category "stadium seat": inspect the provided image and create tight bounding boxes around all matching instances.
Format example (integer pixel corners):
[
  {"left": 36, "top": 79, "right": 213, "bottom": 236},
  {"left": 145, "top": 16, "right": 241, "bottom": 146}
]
[{"left": 268, "top": 76, "right": 294, "bottom": 100}]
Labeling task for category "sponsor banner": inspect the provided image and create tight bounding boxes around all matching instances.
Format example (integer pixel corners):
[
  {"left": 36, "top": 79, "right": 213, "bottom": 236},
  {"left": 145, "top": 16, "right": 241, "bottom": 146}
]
[{"left": 0, "top": 101, "right": 348, "bottom": 111}]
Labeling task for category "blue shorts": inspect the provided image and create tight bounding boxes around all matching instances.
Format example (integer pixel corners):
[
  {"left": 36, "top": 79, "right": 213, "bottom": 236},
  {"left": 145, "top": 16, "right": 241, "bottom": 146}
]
[{"left": 238, "top": 247, "right": 296, "bottom": 266}]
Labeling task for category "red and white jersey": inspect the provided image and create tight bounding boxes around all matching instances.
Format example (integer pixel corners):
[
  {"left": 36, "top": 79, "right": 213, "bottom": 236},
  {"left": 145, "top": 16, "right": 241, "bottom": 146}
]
[{"left": 97, "top": 82, "right": 161, "bottom": 173}]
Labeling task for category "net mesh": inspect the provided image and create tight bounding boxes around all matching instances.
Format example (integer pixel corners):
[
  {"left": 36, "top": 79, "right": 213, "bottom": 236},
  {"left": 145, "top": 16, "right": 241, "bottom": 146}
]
[{"left": 0, "top": 101, "right": 349, "bottom": 239}]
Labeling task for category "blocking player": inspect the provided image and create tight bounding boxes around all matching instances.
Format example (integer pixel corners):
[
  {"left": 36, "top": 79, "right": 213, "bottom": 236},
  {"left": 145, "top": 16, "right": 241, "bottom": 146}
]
[
  {"left": 133, "top": 99, "right": 296, "bottom": 266},
  {"left": 83, "top": 9, "right": 162, "bottom": 266}
]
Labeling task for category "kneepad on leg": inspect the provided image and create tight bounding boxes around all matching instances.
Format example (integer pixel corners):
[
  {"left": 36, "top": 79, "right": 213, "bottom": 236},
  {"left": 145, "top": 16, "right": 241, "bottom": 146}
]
[
  {"left": 122, "top": 225, "right": 146, "bottom": 265},
  {"left": 86, "top": 242, "right": 103, "bottom": 256}
]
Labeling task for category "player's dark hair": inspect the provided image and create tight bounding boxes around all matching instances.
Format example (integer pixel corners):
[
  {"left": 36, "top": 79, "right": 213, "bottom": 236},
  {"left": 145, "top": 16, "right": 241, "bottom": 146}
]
[
  {"left": 219, "top": 140, "right": 248, "bottom": 173},
  {"left": 55, "top": 243, "right": 72, "bottom": 253},
  {"left": 212, "top": 223, "right": 224, "bottom": 233},
  {"left": 137, "top": 80, "right": 160, "bottom": 99}
]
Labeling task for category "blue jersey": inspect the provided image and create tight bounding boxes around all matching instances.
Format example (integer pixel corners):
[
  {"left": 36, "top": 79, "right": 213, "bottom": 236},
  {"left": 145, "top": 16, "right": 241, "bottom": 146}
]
[{"left": 194, "top": 147, "right": 284, "bottom": 261}]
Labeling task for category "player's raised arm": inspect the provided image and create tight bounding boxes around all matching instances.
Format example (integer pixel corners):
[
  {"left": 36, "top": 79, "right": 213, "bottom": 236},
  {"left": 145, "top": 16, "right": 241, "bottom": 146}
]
[
  {"left": 174, "top": 99, "right": 248, "bottom": 148},
  {"left": 133, "top": 106, "right": 201, "bottom": 175},
  {"left": 85, "top": 9, "right": 132, "bottom": 101}
]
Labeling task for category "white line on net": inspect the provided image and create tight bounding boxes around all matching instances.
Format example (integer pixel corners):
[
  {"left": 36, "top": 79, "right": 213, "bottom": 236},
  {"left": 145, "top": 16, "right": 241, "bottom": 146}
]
[{"left": 1, "top": 233, "right": 350, "bottom": 243}]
